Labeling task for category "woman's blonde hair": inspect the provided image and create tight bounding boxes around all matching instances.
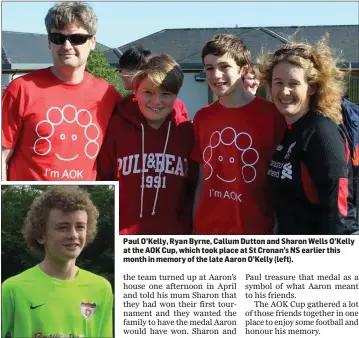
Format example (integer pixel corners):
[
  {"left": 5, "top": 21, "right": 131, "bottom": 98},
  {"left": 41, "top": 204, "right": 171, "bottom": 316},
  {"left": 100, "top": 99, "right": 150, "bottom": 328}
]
[{"left": 257, "top": 36, "right": 346, "bottom": 124}]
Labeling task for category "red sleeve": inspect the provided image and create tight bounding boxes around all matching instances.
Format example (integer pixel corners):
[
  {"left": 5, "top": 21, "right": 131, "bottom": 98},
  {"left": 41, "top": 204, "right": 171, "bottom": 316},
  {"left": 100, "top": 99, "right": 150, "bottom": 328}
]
[
  {"left": 181, "top": 158, "right": 199, "bottom": 229},
  {"left": 175, "top": 98, "right": 189, "bottom": 120},
  {"left": 190, "top": 113, "right": 203, "bottom": 164},
  {"left": 180, "top": 122, "right": 198, "bottom": 229},
  {"left": 97, "top": 114, "right": 119, "bottom": 181},
  {"left": 1, "top": 82, "right": 24, "bottom": 149},
  {"left": 186, "top": 122, "right": 199, "bottom": 190}
]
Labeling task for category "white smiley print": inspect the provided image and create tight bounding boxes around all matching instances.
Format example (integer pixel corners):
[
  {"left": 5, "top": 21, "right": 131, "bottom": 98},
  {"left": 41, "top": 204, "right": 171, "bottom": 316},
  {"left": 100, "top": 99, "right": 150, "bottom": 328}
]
[
  {"left": 216, "top": 155, "right": 237, "bottom": 182},
  {"left": 34, "top": 105, "right": 100, "bottom": 160},
  {"left": 203, "top": 127, "right": 259, "bottom": 183}
]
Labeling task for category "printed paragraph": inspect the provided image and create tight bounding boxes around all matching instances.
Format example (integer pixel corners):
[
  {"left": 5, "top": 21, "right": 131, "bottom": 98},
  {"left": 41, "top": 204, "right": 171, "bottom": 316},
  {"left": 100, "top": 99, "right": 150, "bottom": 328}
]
[
  {"left": 122, "top": 237, "right": 354, "bottom": 265},
  {"left": 244, "top": 273, "right": 359, "bottom": 336},
  {"left": 122, "top": 273, "right": 238, "bottom": 335}
]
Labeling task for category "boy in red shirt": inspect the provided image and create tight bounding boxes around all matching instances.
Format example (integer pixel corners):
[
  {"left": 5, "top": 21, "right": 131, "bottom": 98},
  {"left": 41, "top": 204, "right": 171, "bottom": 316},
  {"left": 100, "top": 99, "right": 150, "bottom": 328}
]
[
  {"left": 2, "top": 2, "right": 121, "bottom": 181},
  {"left": 192, "top": 34, "right": 285, "bottom": 234},
  {"left": 98, "top": 54, "right": 198, "bottom": 234}
]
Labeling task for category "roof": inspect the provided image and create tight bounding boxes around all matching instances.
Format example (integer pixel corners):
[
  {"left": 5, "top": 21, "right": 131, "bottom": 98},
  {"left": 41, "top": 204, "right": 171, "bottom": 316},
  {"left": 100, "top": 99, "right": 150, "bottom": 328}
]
[
  {"left": 2, "top": 31, "right": 111, "bottom": 68},
  {"left": 105, "top": 25, "right": 359, "bottom": 70}
]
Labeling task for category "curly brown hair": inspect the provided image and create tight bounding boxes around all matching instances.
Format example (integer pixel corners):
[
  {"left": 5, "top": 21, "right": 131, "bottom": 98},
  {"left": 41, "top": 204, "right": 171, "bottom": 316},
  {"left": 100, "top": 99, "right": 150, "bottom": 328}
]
[
  {"left": 257, "top": 35, "right": 346, "bottom": 124},
  {"left": 23, "top": 186, "right": 99, "bottom": 253}
]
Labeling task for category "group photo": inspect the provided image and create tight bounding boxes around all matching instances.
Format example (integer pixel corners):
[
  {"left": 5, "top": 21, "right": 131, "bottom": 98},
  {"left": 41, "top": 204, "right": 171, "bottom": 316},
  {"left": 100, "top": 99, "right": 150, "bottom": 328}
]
[{"left": 2, "top": 1, "right": 359, "bottom": 236}]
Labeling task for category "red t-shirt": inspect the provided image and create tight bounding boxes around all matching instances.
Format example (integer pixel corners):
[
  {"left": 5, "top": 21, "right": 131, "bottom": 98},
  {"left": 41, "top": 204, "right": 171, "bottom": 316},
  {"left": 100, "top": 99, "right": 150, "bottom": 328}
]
[
  {"left": 191, "top": 97, "right": 285, "bottom": 234},
  {"left": 2, "top": 68, "right": 122, "bottom": 181}
]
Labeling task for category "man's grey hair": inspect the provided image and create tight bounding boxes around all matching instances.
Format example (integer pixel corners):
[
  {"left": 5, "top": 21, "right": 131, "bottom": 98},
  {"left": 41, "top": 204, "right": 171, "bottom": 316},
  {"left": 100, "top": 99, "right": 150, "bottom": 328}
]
[{"left": 45, "top": 2, "right": 97, "bottom": 35}]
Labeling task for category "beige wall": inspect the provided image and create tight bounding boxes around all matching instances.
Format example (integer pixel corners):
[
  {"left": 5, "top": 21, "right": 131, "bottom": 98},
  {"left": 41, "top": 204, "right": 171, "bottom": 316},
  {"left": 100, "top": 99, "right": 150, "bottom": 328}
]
[
  {"left": 1, "top": 74, "right": 12, "bottom": 86},
  {"left": 2, "top": 72, "right": 27, "bottom": 86},
  {"left": 177, "top": 72, "right": 209, "bottom": 120}
]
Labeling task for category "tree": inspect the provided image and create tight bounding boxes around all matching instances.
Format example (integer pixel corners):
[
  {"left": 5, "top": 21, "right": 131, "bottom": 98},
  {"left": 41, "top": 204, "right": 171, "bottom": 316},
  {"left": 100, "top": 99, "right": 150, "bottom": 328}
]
[{"left": 86, "top": 47, "right": 131, "bottom": 97}]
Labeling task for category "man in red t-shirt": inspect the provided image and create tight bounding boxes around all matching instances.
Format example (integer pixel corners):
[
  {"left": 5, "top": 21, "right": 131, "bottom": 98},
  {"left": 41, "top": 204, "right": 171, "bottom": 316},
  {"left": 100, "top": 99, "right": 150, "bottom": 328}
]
[
  {"left": 118, "top": 46, "right": 189, "bottom": 120},
  {"left": 2, "top": 2, "right": 121, "bottom": 181},
  {"left": 192, "top": 34, "right": 285, "bottom": 234}
]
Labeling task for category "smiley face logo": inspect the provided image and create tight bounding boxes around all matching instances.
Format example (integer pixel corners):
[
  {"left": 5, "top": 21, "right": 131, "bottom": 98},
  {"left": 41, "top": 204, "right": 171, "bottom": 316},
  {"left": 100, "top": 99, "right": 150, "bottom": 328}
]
[
  {"left": 216, "top": 155, "right": 237, "bottom": 182},
  {"left": 203, "top": 127, "right": 259, "bottom": 183},
  {"left": 34, "top": 105, "right": 100, "bottom": 160},
  {"left": 56, "top": 132, "right": 80, "bottom": 161}
]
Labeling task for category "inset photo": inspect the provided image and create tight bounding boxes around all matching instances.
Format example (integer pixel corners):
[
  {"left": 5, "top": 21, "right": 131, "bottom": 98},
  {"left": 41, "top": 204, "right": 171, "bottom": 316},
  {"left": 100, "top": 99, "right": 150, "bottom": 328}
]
[{"left": 1, "top": 184, "right": 116, "bottom": 338}]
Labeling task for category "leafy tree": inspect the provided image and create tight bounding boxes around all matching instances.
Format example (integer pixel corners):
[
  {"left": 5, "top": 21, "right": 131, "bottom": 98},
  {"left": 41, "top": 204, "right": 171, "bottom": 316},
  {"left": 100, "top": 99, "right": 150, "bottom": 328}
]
[
  {"left": 86, "top": 47, "right": 131, "bottom": 97},
  {"left": 1, "top": 185, "right": 115, "bottom": 290}
]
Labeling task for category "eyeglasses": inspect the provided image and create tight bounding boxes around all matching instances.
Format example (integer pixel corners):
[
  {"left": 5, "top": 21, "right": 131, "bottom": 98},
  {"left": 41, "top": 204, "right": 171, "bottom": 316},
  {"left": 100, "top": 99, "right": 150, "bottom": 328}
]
[{"left": 48, "top": 33, "right": 93, "bottom": 46}]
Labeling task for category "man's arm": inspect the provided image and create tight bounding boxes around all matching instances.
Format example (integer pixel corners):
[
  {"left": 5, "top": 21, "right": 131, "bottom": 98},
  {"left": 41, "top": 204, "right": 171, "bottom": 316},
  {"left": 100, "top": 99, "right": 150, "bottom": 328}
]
[
  {"left": 2, "top": 147, "right": 13, "bottom": 181},
  {"left": 193, "top": 164, "right": 204, "bottom": 227},
  {"left": 2, "top": 81, "right": 23, "bottom": 181}
]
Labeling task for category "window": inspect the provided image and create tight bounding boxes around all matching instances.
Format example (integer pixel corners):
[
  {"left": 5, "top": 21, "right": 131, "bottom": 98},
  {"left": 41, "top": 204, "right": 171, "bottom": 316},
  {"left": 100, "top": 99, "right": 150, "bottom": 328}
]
[{"left": 347, "top": 73, "right": 359, "bottom": 104}]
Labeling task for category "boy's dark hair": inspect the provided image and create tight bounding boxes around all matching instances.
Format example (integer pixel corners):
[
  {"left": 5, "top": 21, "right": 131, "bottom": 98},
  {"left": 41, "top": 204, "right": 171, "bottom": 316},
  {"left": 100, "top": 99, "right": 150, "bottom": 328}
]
[
  {"left": 23, "top": 186, "right": 99, "bottom": 253},
  {"left": 119, "top": 46, "right": 152, "bottom": 71},
  {"left": 201, "top": 34, "right": 251, "bottom": 68}
]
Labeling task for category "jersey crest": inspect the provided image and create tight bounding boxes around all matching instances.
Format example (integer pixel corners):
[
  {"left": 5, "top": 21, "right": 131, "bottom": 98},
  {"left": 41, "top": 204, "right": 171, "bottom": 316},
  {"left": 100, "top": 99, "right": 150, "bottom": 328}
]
[{"left": 80, "top": 302, "right": 97, "bottom": 319}]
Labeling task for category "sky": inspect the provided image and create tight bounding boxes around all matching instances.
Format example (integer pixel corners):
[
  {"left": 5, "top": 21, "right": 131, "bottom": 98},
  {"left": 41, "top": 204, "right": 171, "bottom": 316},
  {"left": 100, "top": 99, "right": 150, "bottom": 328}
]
[{"left": 1, "top": 1, "right": 358, "bottom": 48}]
